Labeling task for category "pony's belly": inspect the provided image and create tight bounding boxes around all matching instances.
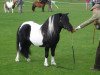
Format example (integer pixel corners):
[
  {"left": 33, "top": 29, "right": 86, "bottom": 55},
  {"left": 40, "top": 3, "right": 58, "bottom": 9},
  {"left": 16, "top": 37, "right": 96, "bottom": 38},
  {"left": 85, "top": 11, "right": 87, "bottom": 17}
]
[{"left": 30, "top": 30, "right": 43, "bottom": 46}]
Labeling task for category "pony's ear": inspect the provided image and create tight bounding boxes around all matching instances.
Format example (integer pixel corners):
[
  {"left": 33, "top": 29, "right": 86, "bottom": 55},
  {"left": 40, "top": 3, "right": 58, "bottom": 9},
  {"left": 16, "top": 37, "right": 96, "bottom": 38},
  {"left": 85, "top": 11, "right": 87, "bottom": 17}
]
[
  {"left": 58, "top": 13, "right": 62, "bottom": 17},
  {"left": 54, "top": 13, "right": 62, "bottom": 17},
  {"left": 66, "top": 13, "right": 69, "bottom": 15}
]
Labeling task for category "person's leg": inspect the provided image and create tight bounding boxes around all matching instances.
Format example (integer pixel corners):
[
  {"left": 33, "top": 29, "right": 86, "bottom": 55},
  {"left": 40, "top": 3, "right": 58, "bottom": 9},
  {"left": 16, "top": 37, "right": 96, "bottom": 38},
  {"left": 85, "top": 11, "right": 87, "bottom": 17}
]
[
  {"left": 48, "top": 1, "right": 52, "bottom": 12},
  {"left": 93, "top": 41, "right": 100, "bottom": 71},
  {"left": 18, "top": 4, "right": 22, "bottom": 13}
]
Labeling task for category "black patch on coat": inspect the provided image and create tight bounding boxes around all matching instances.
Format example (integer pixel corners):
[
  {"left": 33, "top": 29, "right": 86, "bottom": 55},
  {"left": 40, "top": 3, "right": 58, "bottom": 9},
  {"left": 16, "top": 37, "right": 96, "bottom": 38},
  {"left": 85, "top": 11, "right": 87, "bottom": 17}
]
[
  {"left": 17, "top": 24, "right": 31, "bottom": 58},
  {"left": 40, "top": 13, "right": 73, "bottom": 47}
]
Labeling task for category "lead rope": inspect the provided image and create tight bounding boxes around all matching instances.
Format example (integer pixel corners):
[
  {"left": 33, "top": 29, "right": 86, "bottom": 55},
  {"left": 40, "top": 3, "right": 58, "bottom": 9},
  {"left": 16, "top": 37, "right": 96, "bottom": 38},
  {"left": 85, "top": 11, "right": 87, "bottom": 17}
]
[
  {"left": 93, "top": 26, "right": 96, "bottom": 44},
  {"left": 71, "top": 33, "right": 76, "bottom": 69}
]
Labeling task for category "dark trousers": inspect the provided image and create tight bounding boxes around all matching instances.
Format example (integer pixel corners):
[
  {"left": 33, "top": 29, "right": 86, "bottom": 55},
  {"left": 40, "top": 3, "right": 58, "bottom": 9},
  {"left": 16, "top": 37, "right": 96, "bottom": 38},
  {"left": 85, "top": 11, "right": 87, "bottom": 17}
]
[
  {"left": 94, "top": 41, "right": 100, "bottom": 70},
  {"left": 91, "top": 2, "right": 95, "bottom": 6}
]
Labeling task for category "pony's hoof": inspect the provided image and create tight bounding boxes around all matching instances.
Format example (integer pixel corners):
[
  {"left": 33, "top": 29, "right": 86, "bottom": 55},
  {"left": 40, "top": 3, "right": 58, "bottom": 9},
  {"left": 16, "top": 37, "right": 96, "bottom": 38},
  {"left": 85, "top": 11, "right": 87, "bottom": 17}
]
[
  {"left": 26, "top": 58, "right": 31, "bottom": 62},
  {"left": 44, "top": 62, "right": 49, "bottom": 67},
  {"left": 15, "top": 58, "right": 19, "bottom": 62},
  {"left": 90, "top": 67, "right": 100, "bottom": 71},
  {"left": 51, "top": 62, "right": 56, "bottom": 66}
]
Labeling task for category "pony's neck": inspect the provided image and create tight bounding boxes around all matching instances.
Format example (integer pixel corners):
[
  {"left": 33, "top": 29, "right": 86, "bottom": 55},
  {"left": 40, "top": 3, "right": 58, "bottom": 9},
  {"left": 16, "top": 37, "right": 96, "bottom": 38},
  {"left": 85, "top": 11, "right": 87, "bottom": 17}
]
[
  {"left": 41, "top": 19, "right": 62, "bottom": 37},
  {"left": 54, "top": 22, "right": 62, "bottom": 35}
]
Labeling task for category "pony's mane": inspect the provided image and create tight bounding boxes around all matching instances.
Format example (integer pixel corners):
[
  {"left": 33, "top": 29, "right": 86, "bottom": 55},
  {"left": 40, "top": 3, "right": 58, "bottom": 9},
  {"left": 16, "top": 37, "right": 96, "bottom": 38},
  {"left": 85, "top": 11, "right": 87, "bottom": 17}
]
[
  {"left": 41, "top": 14, "right": 62, "bottom": 34},
  {"left": 40, "top": 14, "right": 64, "bottom": 44}
]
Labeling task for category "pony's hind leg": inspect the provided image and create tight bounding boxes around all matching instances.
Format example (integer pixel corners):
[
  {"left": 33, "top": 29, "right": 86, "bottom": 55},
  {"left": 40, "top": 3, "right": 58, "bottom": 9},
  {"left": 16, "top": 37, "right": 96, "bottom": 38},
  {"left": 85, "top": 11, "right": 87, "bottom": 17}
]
[
  {"left": 15, "top": 41, "right": 21, "bottom": 62},
  {"left": 15, "top": 51, "right": 20, "bottom": 62},
  {"left": 32, "top": 4, "right": 36, "bottom": 12}
]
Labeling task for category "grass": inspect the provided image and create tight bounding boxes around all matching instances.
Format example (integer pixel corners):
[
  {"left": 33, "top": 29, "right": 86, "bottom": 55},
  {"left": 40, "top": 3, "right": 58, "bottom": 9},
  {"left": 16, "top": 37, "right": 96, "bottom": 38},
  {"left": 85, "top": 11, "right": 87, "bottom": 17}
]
[{"left": 0, "top": 0, "right": 100, "bottom": 75}]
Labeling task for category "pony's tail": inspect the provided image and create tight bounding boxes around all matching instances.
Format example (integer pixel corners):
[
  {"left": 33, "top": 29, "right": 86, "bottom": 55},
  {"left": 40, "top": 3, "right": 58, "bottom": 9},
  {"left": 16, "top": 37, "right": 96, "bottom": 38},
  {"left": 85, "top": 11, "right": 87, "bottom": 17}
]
[
  {"left": 16, "top": 28, "right": 20, "bottom": 52},
  {"left": 16, "top": 25, "right": 31, "bottom": 58}
]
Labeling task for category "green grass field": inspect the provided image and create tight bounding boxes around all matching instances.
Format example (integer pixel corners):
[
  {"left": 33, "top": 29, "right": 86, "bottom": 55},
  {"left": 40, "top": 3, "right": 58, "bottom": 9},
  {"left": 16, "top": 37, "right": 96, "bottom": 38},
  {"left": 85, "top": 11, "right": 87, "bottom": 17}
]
[{"left": 0, "top": 0, "right": 100, "bottom": 75}]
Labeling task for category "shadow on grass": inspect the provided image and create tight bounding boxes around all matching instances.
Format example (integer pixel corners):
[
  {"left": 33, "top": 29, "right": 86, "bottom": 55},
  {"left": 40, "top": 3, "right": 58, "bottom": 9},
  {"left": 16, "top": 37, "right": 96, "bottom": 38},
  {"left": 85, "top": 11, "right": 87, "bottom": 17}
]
[{"left": 55, "top": 65, "right": 76, "bottom": 70}]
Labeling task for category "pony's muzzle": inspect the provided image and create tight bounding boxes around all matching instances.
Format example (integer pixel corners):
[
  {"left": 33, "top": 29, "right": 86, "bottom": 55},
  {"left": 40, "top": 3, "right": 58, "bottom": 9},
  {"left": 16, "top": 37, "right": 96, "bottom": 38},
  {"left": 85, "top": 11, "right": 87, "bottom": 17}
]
[{"left": 71, "top": 29, "right": 76, "bottom": 33}]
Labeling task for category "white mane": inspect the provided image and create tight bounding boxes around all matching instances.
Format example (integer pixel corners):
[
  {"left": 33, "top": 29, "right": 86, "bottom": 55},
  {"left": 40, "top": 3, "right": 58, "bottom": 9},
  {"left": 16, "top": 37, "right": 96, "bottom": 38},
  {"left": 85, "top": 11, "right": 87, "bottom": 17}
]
[{"left": 48, "top": 16, "right": 54, "bottom": 35}]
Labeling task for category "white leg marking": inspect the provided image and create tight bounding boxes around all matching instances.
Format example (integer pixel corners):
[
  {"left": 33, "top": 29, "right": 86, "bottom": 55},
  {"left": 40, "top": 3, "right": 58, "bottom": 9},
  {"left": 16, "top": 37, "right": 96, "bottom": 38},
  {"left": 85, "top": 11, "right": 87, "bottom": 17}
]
[
  {"left": 4, "top": 4, "right": 7, "bottom": 13},
  {"left": 51, "top": 56, "right": 56, "bottom": 65},
  {"left": 25, "top": 58, "right": 31, "bottom": 62},
  {"left": 15, "top": 51, "right": 20, "bottom": 62},
  {"left": 12, "top": 9, "right": 13, "bottom": 13},
  {"left": 27, "top": 58, "right": 31, "bottom": 62},
  {"left": 44, "top": 58, "right": 49, "bottom": 66}
]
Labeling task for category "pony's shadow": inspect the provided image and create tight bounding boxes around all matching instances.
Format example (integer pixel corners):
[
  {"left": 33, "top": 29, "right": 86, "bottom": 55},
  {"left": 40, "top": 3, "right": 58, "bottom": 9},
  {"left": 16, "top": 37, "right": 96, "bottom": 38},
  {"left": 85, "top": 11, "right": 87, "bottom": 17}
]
[{"left": 55, "top": 65, "right": 75, "bottom": 70}]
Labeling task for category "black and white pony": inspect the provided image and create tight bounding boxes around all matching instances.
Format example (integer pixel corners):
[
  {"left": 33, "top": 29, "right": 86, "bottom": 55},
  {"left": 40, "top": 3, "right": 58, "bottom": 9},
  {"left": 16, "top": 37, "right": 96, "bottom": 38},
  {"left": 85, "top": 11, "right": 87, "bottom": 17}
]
[
  {"left": 15, "top": 13, "right": 74, "bottom": 66},
  {"left": 4, "top": 0, "right": 17, "bottom": 13}
]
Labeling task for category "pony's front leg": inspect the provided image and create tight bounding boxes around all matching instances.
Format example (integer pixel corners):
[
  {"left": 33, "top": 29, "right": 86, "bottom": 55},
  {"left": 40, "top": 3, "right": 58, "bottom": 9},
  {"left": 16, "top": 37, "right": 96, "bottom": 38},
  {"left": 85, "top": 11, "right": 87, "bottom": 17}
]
[
  {"left": 7, "top": 9, "right": 10, "bottom": 13},
  {"left": 12, "top": 9, "right": 13, "bottom": 13},
  {"left": 51, "top": 46, "right": 56, "bottom": 66},
  {"left": 51, "top": 56, "right": 56, "bottom": 65},
  {"left": 44, "top": 47, "right": 49, "bottom": 66}
]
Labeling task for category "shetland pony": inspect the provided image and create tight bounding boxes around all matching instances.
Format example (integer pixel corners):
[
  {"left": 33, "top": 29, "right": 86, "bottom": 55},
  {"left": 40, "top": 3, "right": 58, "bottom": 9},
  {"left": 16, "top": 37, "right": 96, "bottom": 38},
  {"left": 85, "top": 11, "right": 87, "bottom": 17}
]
[
  {"left": 4, "top": 0, "right": 17, "bottom": 13},
  {"left": 32, "top": 0, "right": 48, "bottom": 12},
  {"left": 15, "top": 13, "right": 74, "bottom": 66}
]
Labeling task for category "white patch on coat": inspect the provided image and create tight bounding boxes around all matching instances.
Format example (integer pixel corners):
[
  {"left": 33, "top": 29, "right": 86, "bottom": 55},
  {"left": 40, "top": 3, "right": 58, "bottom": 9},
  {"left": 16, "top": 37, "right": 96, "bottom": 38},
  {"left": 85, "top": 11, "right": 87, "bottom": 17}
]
[
  {"left": 4, "top": 1, "right": 14, "bottom": 13},
  {"left": 6, "top": 1, "right": 13, "bottom": 8},
  {"left": 20, "top": 21, "right": 43, "bottom": 46},
  {"left": 48, "top": 16, "right": 54, "bottom": 35}
]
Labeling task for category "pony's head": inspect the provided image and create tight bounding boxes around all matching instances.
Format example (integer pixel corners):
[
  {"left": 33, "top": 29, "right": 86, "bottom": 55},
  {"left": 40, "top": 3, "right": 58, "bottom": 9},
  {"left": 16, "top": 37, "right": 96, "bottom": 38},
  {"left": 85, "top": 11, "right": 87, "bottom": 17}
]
[{"left": 58, "top": 13, "right": 74, "bottom": 32}]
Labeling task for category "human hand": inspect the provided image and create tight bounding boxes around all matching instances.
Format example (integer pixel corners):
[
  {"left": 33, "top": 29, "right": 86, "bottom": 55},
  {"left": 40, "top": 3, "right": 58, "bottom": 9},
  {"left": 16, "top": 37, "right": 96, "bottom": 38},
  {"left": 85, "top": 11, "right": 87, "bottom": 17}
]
[{"left": 75, "top": 26, "right": 81, "bottom": 30}]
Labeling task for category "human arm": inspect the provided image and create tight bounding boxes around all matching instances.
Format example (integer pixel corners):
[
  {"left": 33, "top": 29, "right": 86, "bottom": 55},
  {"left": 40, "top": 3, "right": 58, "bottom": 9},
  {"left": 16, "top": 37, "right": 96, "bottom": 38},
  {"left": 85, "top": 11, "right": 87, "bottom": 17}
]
[{"left": 75, "top": 14, "right": 97, "bottom": 30}]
